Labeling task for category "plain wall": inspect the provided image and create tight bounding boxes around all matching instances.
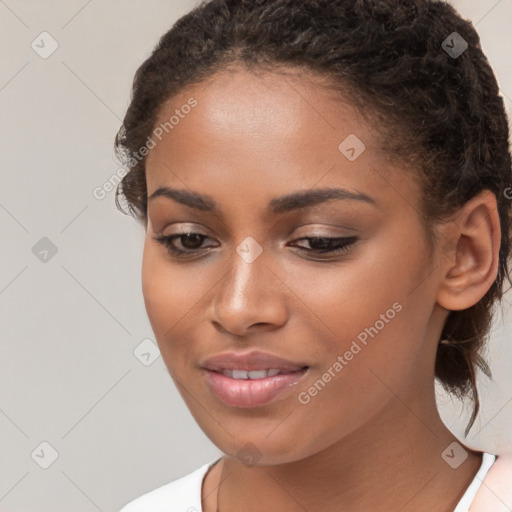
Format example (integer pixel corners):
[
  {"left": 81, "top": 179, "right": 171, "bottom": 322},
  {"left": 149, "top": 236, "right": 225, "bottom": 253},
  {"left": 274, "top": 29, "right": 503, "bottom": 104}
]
[{"left": 1, "top": 1, "right": 511, "bottom": 510}]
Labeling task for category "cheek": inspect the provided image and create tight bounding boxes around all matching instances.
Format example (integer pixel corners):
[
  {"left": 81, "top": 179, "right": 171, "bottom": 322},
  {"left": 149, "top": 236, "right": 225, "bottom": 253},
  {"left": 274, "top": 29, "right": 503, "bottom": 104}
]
[
  {"left": 141, "top": 244, "right": 171, "bottom": 334},
  {"left": 288, "top": 241, "right": 423, "bottom": 348},
  {"left": 288, "top": 231, "right": 432, "bottom": 395},
  {"left": 281, "top": 283, "right": 428, "bottom": 458},
  {"left": 141, "top": 242, "right": 201, "bottom": 361}
]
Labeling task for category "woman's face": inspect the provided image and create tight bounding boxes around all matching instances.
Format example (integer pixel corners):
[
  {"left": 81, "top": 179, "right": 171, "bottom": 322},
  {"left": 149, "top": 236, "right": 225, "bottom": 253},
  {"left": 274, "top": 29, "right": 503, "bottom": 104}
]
[{"left": 142, "top": 66, "right": 447, "bottom": 464}]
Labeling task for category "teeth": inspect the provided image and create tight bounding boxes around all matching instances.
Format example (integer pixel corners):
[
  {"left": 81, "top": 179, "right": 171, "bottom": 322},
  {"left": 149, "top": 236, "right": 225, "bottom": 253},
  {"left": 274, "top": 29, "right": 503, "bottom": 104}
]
[
  {"left": 222, "top": 369, "right": 285, "bottom": 379},
  {"left": 232, "top": 369, "right": 249, "bottom": 379}
]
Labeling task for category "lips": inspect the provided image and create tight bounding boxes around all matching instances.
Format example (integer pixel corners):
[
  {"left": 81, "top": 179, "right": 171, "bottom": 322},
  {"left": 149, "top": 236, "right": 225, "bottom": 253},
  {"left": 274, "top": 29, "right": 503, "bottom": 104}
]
[{"left": 200, "top": 350, "right": 310, "bottom": 407}]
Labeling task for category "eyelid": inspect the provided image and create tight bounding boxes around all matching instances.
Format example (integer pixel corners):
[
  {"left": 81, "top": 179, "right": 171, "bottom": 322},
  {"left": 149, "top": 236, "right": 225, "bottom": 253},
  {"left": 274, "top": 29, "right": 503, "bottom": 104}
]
[
  {"left": 288, "top": 223, "right": 359, "bottom": 240},
  {"left": 156, "top": 222, "right": 213, "bottom": 236}
]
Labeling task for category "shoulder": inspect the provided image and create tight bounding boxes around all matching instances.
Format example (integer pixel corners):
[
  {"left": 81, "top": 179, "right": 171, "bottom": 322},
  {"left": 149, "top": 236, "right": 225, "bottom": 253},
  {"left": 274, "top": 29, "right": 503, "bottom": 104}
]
[
  {"left": 118, "top": 457, "right": 221, "bottom": 512},
  {"left": 470, "top": 453, "right": 512, "bottom": 511}
]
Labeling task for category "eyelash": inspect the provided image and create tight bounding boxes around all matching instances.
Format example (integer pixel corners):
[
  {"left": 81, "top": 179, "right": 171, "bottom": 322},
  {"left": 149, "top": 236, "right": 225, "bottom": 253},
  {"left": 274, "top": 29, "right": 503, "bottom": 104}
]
[{"left": 152, "top": 232, "right": 358, "bottom": 260}]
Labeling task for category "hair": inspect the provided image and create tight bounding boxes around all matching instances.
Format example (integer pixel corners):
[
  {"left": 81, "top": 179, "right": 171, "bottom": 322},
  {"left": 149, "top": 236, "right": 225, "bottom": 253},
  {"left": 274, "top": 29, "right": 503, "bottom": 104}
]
[{"left": 114, "top": 0, "right": 512, "bottom": 436}]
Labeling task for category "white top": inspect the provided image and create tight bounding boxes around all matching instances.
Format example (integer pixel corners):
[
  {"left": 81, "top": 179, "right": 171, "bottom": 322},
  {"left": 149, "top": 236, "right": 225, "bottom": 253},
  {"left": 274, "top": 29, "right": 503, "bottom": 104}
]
[
  {"left": 452, "top": 452, "right": 496, "bottom": 511},
  {"left": 119, "top": 452, "right": 496, "bottom": 512}
]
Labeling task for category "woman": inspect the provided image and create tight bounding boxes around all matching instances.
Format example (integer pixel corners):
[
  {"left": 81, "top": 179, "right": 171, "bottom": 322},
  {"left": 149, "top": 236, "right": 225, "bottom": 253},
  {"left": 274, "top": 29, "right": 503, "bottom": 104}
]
[{"left": 115, "top": 0, "right": 512, "bottom": 510}]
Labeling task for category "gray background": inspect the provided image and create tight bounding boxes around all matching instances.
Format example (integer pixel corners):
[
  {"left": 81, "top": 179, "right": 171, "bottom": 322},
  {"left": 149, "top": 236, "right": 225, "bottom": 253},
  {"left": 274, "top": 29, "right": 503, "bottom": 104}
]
[{"left": 0, "top": 1, "right": 511, "bottom": 511}]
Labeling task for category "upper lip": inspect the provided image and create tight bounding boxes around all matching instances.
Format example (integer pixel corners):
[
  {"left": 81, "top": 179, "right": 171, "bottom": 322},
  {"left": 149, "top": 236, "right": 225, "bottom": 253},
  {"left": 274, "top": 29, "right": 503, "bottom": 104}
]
[{"left": 200, "top": 350, "right": 308, "bottom": 372}]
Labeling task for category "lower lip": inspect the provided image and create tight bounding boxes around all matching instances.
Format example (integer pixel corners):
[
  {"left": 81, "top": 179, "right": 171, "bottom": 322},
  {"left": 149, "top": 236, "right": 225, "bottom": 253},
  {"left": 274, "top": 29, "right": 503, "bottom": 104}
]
[{"left": 204, "top": 368, "right": 309, "bottom": 408}]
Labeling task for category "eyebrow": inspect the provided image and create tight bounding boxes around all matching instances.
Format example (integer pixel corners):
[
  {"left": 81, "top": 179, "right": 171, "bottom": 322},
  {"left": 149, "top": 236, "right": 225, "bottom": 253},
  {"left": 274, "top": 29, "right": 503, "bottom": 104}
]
[{"left": 148, "top": 186, "right": 377, "bottom": 214}]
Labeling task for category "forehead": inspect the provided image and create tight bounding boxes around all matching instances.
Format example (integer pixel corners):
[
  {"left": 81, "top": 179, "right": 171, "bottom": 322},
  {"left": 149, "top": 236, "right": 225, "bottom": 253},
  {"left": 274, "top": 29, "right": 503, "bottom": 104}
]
[
  {"left": 151, "top": 64, "right": 371, "bottom": 150},
  {"left": 145, "top": 65, "right": 420, "bottom": 218}
]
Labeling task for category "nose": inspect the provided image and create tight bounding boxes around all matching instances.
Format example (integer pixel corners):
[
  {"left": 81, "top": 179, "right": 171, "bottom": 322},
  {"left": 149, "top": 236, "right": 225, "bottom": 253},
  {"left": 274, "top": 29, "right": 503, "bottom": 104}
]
[{"left": 208, "top": 244, "right": 288, "bottom": 337}]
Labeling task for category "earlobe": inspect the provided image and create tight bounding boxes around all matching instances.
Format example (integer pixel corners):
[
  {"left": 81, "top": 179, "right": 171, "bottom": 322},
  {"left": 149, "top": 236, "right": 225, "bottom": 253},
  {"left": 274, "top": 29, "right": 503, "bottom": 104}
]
[{"left": 436, "top": 190, "right": 501, "bottom": 311}]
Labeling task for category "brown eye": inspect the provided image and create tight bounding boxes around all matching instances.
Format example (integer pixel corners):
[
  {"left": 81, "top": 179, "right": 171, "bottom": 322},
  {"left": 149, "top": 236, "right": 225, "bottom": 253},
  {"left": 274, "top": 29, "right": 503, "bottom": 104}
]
[
  {"left": 153, "top": 232, "right": 215, "bottom": 258},
  {"left": 290, "top": 236, "right": 358, "bottom": 256},
  {"left": 179, "top": 233, "right": 206, "bottom": 249}
]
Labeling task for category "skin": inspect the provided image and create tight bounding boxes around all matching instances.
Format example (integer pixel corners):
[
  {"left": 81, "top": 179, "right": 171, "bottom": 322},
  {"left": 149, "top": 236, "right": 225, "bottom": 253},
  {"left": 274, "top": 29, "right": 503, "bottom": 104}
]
[{"left": 141, "top": 64, "right": 501, "bottom": 511}]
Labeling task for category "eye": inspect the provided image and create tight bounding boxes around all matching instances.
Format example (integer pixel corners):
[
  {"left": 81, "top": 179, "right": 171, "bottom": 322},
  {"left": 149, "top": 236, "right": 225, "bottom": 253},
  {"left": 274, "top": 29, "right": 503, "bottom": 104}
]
[
  {"left": 153, "top": 232, "right": 216, "bottom": 258},
  {"left": 153, "top": 232, "right": 359, "bottom": 260},
  {"left": 289, "top": 236, "right": 358, "bottom": 257}
]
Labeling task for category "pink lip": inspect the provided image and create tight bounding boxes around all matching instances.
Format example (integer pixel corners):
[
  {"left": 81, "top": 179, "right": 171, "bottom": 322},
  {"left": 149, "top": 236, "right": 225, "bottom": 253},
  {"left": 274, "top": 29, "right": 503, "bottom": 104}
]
[
  {"left": 200, "top": 349, "right": 308, "bottom": 372},
  {"left": 200, "top": 349, "right": 310, "bottom": 408},
  {"left": 204, "top": 367, "right": 309, "bottom": 408}
]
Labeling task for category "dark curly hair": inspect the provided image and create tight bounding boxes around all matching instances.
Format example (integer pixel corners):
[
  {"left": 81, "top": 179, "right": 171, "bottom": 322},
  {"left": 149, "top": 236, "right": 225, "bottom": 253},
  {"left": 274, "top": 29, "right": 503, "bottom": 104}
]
[{"left": 114, "top": 0, "right": 512, "bottom": 436}]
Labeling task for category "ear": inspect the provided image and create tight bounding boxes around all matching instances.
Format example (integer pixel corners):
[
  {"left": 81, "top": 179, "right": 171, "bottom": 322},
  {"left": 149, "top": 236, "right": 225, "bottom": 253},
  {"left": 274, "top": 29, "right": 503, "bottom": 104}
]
[{"left": 436, "top": 189, "right": 501, "bottom": 311}]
